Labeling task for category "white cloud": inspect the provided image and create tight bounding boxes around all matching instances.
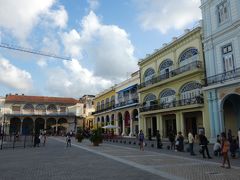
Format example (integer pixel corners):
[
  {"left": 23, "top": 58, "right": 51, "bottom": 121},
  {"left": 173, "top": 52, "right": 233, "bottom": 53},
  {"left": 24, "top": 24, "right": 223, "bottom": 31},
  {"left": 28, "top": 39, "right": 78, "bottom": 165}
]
[
  {"left": 87, "top": 0, "right": 100, "bottom": 11},
  {"left": 0, "top": 56, "right": 33, "bottom": 91},
  {"left": 62, "top": 11, "right": 137, "bottom": 81},
  {"left": 46, "top": 59, "right": 112, "bottom": 97},
  {"left": 0, "top": 0, "right": 68, "bottom": 41},
  {"left": 135, "top": 0, "right": 201, "bottom": 33}
]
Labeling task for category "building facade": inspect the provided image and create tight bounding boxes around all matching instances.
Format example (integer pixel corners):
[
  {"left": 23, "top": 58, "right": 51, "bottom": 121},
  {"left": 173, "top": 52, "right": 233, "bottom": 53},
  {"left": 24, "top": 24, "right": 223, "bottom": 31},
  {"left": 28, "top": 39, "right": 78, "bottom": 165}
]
[
  {"left": 93, "top": 87, "right": 115, "bottom": 129},
  {"left": 79, "top": 95, "right": 95, "bottom": 129},
  {"left": 201, "top": 0, "right": 240, "bottom": 140},
  {"left": 114, "top": 71, "right": 140, "bottom": 136},
  {"left": 1, "top": 94, "right": 82, "bottom": 135},
  {"left": 138, "top": 26, "right": 210, "bottom": 138}
]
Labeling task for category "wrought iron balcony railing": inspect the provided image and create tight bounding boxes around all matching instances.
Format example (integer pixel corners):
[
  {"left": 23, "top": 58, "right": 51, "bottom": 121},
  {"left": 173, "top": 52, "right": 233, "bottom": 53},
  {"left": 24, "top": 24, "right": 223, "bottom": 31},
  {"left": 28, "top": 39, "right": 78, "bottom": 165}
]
[
  {"left": 205, "top": 67, "right": 240, "bottom": 86},
  {"left": 115, "top": 98, "right": 139, "bottom": 108},
  {"left": 139, "top": 61, "right": 202, "bottom": 89},
  {"left": 92, "top": 105, "right": 115, "bottom": 114},
  {"left": 139, "top": 96, "right": 204, "bottom": 112}
]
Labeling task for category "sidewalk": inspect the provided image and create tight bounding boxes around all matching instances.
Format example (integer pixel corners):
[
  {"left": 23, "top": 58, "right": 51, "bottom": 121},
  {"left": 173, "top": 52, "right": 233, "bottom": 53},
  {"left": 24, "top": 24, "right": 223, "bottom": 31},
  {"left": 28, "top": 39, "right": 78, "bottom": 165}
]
[{"left": 103, "top": 137, "right": 240, "bottom": 167}]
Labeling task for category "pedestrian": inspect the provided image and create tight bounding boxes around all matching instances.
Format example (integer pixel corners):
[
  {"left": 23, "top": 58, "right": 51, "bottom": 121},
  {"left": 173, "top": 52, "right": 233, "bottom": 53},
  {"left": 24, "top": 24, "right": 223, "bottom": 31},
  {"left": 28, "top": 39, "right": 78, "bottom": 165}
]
[
  {"left": 199, "top": 131, "right": 212, "bottom": 159},
  {"left": 34, "top": 134, "right": 39, "bottom": 147},
  {"left": 139, "top": 130, "right": 144, "bottom": 151},
  {"left": 213, "top": 140, "right": 221, "bottom": 156},
  {"left": 230, "top": 139, "right": 238, "bottom": 158},
  {"left": 176, "top": 132, "right": 184, "bottom": 152},
  {"left": 188, "top": 131, "right": 196, "bottom": 155},
  {"left": 168, "top": 130, "right": 175, "bottom": 150},
  {"left": 66, "top": 133, "right": 71, "bottom": 147},
  {"left": 221, "top": 132, "right": 231, "bottom": 169},
  {"left": 43, "top": 133, "right": 47, "bottom": 146},
  {"left": 156, "top": 130, "right": 162, "bottom": 149}
]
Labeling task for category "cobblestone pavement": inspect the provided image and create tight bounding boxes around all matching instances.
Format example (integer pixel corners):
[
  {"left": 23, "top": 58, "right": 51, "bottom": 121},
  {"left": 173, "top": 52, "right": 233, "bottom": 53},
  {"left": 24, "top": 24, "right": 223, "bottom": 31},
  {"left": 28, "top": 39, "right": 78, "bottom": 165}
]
[
  {"left": 54, "top": 137, "right": 240, "bottom": 180},
  {"left": 1, "top": 137, "right": 240, "bottom": 180},
  {"left": 0, "top": 138, "right": 163, "bottom": 180}
]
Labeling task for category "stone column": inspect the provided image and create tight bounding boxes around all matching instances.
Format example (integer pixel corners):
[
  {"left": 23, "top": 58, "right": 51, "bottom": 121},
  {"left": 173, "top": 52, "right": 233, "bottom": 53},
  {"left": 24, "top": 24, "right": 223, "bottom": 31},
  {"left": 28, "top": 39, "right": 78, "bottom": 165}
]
[
  {"left": 20, "top": 119, "right": 23, "bottom": 135},
  {"left": 122, "top": 119, "right": 125, "bottom": 136},
  {"left": 157, "top": 114, "right": 163, "bottom": 137},
  {"left": 176, "top": 112, "right": 184, "bottom": 134},
  {"left": 129, "top": 116, "right": 133, "bottom": 137},
  {"left": 115, "top": 120, "right": 119, "bottom": 135}
]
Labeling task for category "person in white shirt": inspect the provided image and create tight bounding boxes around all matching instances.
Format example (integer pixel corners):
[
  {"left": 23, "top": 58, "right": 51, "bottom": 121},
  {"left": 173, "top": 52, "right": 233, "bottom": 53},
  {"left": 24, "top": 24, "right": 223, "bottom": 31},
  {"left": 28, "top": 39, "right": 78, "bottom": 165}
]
[
  {"left": 188, "top": 132, "right": 196, "bottom": 156},
  {"left": 213, "top": 140, "right": 221, "bottom": 156}
]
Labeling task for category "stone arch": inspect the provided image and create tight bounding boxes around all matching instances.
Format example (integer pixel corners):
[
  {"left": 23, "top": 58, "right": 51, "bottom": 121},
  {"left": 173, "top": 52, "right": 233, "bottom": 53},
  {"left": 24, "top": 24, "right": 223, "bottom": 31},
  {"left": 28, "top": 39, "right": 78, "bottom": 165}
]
[
  {"left": 22, "top": 117, "right": 33, "bottom": 135},
  {"left": 35, "top": 104, "right": 46, "bottom": 114},
  {"left": 10, "top": 117, "right": 21, "bottom": 135},
  {"left": 106, "top": 115, "right": 110, "bottom": 125},
  {"left": 111, "top": 114, "right": 115, "bottom": 125},
  {"left": 46, "top": 118, "right": 57, "bottom": 135},
  {"left": 47, "top": 104, "right": 57, "bottom": 114},
  {"left": 179, "top": 81, "right": 202, "bottom": 100},
  {"left": 159, "top": 88, "right": 176, "bottom": 103},
  {"left": 221, "top": 93, "right": 240, "bottom": 136},
  {"left": 58, "top": 118, "right": 67, "bottom": 135},
  {"left": 179, "top": 47, "right": 198, "bottom": 66},
  {"left": 159, "top": 59, "right": 173, "bottom": 74},
  {"left": 35, "top": 118, "right": 45, "bottom": 134},
  {"left": 143, "top": 68, "right": 155, "bottom": 82},
  {"left": 118, "top": 112, "right": 123, "bottom": 134},
  {"left": 23, "top": 103, "right": 34, "bottom": 114},
  {"left": 143, "top": 93, "right": 157, "bottom": 107}
]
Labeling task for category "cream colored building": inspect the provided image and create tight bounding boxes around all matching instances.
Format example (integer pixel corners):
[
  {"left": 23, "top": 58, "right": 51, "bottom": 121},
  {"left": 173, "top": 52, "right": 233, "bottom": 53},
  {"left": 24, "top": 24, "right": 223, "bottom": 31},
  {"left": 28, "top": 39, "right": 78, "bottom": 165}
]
[{"left": 138, "top": 26, "right": 210, "bottom": 139}]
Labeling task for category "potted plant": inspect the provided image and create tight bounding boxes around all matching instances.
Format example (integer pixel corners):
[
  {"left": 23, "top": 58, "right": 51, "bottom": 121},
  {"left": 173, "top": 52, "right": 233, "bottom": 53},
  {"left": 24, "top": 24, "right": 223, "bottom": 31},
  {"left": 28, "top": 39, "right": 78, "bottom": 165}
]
[
  {"left": 75, "top": 128, "right": 84, "bottom": 143},
  {"left": 90, "top": 128, "right": 103, "bottom": 146}
]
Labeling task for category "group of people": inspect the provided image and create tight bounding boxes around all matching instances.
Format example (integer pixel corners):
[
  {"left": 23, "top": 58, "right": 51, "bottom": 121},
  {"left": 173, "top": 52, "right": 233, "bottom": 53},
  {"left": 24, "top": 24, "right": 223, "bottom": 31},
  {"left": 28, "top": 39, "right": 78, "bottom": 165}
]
[
  {"left": 34, "top": 131, "right": 47, "bottom": 147},
  {"left": 138, "top": 128, "right": 240, "bottom": 169}
]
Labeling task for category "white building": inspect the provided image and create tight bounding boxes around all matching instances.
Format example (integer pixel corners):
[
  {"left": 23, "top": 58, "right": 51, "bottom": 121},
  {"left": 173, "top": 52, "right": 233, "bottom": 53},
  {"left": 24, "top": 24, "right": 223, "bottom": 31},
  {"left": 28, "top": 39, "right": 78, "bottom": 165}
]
[{"left": 201, "top": 0, "right": 240, "bottom": 140}]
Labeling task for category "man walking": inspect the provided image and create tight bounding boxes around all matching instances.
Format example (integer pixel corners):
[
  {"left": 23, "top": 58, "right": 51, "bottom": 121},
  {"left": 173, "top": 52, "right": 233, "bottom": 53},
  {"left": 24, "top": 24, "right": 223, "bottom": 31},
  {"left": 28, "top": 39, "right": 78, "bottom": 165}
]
[
  {"left": 156, "top": 130, "right": 162, "bottom": 149},
  {"left": 188, "top": 131, "right": 196, "bottom": 155},
  {"left": 66, "top": 133, "right": 71, "bottom": 147},
  {"left": 139, "top": 130, "right": 144, "bottom": 151},
  {"left": 199, "top": 131, "right": 212, "bottom": 159}
]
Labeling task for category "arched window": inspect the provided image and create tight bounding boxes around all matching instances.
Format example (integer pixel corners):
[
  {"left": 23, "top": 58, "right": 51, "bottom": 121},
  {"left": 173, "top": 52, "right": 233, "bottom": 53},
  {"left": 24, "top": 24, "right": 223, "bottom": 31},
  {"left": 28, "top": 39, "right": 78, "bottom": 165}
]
[
  {"left": 143, "top": 93, "right": 157, "bottom": 107},
  {"left": 47, "top": 104, "right": 57, "bottom": 113},
  {"left": 159, "top": 89, "right": 176, "bottom": 104},
  {"left": 23, "top": 103, "right": 34, "bottom": 113},
  {"left": 97, "top": 102, "right": 100, "bottom": 111},
  {"left": 111, "top": 96, "right": 115, "bottom": 105},
  {"left": 180, "top": 82, "right": 202, "bottom": 100},
  {"left": 144, "top": 68, "right": 155, "bottom": 82},
  {"left": 106, "top": 98, "right": 110, "bottom": 108},
  {"left": 159, "top": 59, "right": 173, "bottom": 75},
  {"left": 101, "top": 100, "right": 104, "bottom": 110},
  {"left": 35, "top": 104, "right": 46, "bottom": 114},
  {"left": 179, "top": 48, "right": 198, "bottom": 66}
]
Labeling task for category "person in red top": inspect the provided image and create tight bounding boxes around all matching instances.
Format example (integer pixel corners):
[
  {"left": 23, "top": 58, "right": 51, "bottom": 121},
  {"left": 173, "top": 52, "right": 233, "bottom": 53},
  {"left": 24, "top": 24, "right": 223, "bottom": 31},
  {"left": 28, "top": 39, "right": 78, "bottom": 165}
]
[{"left": 221, "top": 132, "right": 231, "bottom": 169}]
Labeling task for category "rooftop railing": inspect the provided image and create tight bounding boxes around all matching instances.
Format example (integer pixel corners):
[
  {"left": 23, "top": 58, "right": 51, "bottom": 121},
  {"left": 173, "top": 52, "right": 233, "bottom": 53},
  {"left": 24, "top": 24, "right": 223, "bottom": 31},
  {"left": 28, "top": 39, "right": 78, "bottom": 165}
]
[{"left": 139, "top": 61, "right": 202, "bottom": 89}]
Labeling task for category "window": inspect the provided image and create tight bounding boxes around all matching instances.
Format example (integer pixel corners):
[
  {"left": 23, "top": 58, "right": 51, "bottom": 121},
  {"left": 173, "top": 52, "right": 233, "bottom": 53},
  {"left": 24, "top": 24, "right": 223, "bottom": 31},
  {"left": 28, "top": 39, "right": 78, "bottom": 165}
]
[
  {"left": 222, "top": 44, "right": 234, "bottom": 72},
  {"left": 143, "top": 94, "right": 157, "bottom": 107},
  {"left": 12, "top": 105, "right": 20, "bottom": 112},
  {"left": 159, "top": 59, "right": 173, "bottom": 77},
  {"left": 179, "top": 48, "right": 198, "bottom": 66},
  {"left": 180, "top": 82, "right": 202, "bottom": 100},
  {"left": 144, "top": 68, "right": 155, "bottom": 82},
  {"left": 160, "top": 89, "right": 176, "bottom": 104},
  {"left": 218, "top": 1, "right": 229, "bottom": 24}
]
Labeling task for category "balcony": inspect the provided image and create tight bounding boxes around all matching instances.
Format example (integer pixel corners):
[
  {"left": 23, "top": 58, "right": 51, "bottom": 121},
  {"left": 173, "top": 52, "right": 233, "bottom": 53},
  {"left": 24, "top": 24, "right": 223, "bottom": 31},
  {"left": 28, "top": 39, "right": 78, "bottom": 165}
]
[
  {"left": 92, "top": 105, "right": 115, "bottom": 115},
  {"left": 139, "top": 96, "right": 204, "bottom": 112},
  {"left": 139, "top": 61, "right": 202, "bottom": 89},
  {"left": 5, "top": 111, "right": 76, "bottom": 116},
  {"left": 115, "top": 98, "right": 139, "bottom": 108},
  {"left": 205, "top": 67, "right": 240, "bottom": 86}
]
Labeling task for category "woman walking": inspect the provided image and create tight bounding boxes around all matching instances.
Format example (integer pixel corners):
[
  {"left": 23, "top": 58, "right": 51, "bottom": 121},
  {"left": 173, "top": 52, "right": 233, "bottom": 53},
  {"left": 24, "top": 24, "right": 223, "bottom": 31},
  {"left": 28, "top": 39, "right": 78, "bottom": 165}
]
[
  {"left": 221, "top": 132, "right": 231, "bottom": 169},
  {"left": 139, "top": 130, "right": 144, "bottom": 151}
]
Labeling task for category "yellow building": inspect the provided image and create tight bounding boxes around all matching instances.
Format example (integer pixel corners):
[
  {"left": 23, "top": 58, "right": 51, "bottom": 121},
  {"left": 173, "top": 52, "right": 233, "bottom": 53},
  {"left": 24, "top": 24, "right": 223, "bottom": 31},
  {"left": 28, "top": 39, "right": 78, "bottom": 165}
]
[
  {"left": 138, "top": 27, "right": 210, "bottom": 139},
  {"left": 93, "top": 87, "right": 115, "bottom": 129}
]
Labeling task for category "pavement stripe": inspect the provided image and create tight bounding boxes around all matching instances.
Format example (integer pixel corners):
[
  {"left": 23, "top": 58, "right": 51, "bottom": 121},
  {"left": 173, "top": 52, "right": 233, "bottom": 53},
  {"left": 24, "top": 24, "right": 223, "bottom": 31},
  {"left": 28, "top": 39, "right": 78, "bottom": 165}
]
[{"left": 51, "top": 137, "right": 185, "bottom": 180}]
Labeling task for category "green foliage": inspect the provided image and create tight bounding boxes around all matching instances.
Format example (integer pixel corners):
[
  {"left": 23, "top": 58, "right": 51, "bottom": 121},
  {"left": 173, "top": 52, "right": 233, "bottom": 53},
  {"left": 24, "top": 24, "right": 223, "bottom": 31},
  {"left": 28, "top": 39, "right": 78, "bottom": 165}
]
[
  {"left": 75, "top": 127, "right": 84, "bottom": 142},
  {"left": 89, "top": 128, "right": 103, "bottom": 145}
]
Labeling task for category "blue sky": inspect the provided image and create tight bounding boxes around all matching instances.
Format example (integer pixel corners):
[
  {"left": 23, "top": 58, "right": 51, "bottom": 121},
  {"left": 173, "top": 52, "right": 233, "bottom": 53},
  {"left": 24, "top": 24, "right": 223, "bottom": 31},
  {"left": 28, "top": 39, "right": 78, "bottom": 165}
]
[{"left": 0, "top": 0, "right": 201, "bottom": 98}]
